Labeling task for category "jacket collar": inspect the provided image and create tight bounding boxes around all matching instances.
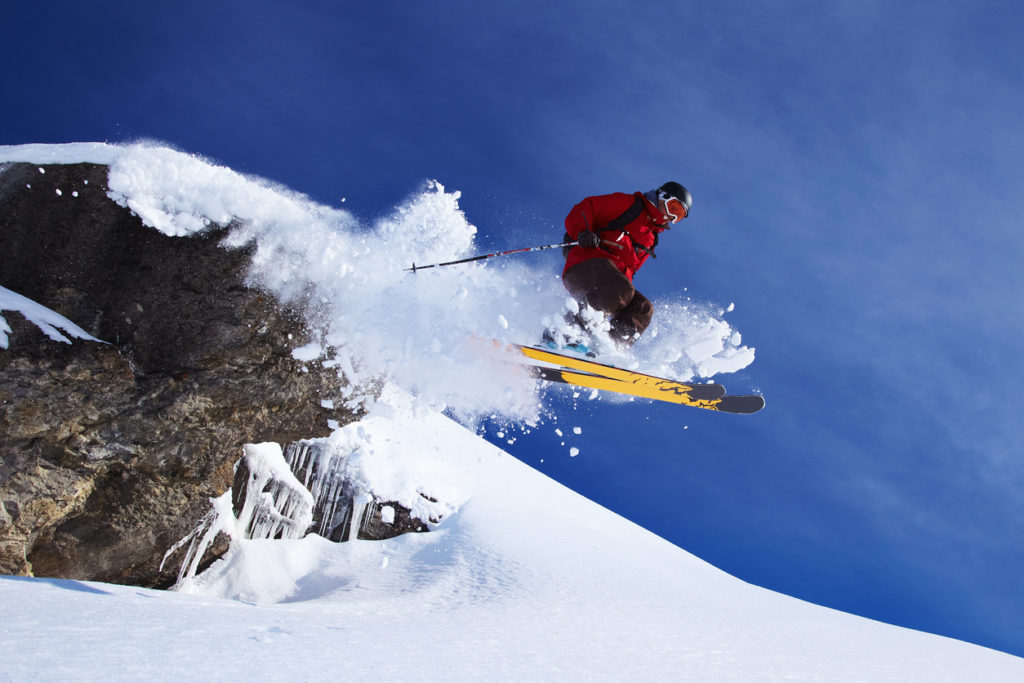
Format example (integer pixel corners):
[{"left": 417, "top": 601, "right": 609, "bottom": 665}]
[{"left": 640, "top": 190, "right": 670, "bottom": 229}]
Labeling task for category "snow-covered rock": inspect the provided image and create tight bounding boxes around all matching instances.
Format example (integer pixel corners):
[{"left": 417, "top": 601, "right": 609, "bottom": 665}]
[{"left": 0, "top": 160, "right": 357, "bottom": 585}]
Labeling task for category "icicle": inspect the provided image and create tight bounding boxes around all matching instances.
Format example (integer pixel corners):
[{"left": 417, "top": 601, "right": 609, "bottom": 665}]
[
  {"left": 349, "top": 492, "right": 372, "bottom": 542},
  {"left": 284, "top": 438, "right": 361, "bottom": 540},
  {"left": 234, "top": 443, "right": 314, "bottom": 541},
  {"left": 162, "top": 492, "right": 236, "bottom": 588}
]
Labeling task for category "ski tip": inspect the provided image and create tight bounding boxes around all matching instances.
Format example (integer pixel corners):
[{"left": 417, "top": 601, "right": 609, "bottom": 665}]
[{"left": 715, "top": 394, "right": 766, "bottom": 414}]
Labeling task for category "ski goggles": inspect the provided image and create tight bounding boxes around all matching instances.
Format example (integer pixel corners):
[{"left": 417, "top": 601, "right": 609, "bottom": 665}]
[{"left": 663, "top": 196, "right": 689, "bottom": 222}]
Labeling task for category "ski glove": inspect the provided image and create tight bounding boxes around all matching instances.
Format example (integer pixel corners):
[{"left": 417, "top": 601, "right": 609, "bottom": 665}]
[{"left": 577, "top": 230, "right": 601, "bottom": 249}]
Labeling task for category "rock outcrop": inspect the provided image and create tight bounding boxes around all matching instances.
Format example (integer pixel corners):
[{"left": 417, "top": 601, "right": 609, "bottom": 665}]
[{"left": 0, "top": 161, "right": 359, "bottom": 587}]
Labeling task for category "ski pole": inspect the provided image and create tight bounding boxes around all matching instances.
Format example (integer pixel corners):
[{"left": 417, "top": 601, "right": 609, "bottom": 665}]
[{"left": 406, "top": 241, "right": 578, "bottom": 272}]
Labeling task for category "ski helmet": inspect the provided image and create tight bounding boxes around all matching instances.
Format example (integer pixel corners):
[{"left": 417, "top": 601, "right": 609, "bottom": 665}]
[{"left": 657, "top": 182, "right": 692, "bottom": 221}]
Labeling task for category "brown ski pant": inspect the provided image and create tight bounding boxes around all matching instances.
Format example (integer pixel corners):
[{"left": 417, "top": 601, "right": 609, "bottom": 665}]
[{"left": 562, "top": 257, "right": 654, "bottom": 344}]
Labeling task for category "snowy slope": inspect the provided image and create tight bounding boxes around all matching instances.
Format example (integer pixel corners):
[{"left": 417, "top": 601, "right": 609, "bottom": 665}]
[
  {"left": 2, "top": 143, "right": 1022, "bottom": 679},
  {"left": 2, "top": 387, "right": 1023, "bottom": 680}
]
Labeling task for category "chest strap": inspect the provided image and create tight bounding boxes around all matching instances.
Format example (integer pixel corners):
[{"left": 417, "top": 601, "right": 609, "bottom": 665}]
[
  {"left": 595, "top": 195, "right": 646, "bottom": 235},
  {"left": 599, "top": 196, "right": 658, "bottom": 259}
]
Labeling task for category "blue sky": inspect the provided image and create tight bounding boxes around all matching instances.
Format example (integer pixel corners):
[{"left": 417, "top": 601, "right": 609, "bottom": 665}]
[{"left": 7, "top": 0, "right": 1024, "bottom": 656}]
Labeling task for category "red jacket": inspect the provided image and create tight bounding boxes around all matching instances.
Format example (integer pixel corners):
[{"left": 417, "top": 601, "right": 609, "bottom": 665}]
[{"left": 563, "top": 191, "right": 669, "bottom": 281}]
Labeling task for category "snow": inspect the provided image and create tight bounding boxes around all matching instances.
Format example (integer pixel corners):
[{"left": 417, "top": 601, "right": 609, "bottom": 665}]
[
  {"left": 0, "top": 141, "right": 124, "bottom": 165},
  {"left": 291, "top": 341, "right": 323, "bottom": 362},
  {"left": 2, "top": 142, "right": 1020, "bottom": 678},
  {"left": 0, "top": 285, "right": 105, "bottom": 349},
  {"left": 2, "top": 387, "right": 1022, "bottom": 679}
]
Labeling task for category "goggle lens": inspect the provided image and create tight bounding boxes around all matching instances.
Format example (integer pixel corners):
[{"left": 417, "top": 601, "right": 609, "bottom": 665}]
[{"left": 665, "top": 197, "right": 688, "bottom": 221}]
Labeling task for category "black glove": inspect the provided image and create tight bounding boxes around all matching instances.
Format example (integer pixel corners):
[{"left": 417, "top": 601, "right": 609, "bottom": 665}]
[{"left": 577, "top": 230, "right": 600, "bottom": 249}]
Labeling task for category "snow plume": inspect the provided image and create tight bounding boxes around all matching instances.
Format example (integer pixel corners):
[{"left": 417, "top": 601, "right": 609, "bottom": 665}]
[
  {"left": 2, "top": 142, "right": 754, "bottom": 424},
  {"left": 640, "top": 299, "right": 757, "bottom": 379}
]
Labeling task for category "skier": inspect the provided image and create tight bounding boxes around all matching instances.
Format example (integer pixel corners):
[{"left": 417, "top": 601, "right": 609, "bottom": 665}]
[{"left": 551, "top": 181, "right": 692, "bottom": 348}]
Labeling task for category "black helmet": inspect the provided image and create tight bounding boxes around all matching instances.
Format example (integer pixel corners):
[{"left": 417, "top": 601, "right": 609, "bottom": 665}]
[{"left": 658, "top": 182, "right": 692, "bottom": 216}]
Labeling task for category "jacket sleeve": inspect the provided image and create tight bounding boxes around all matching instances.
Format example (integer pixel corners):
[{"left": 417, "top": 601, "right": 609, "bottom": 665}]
[{"left": 564, "top": 197, "right": 597, "bottom": 240}]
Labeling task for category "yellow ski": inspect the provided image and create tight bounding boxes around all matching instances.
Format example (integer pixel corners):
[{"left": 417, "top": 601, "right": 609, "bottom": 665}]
[
  {"left": 516, "top": 344, "right": 725, "bottom": 401},
  {"left": 514, "top": 344, "right": 764, "bottom": 414}
]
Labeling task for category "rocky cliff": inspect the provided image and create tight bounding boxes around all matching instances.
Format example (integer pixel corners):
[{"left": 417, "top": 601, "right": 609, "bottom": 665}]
[{"left": 0, "top": 160, "right": 363, "bottom": 587}]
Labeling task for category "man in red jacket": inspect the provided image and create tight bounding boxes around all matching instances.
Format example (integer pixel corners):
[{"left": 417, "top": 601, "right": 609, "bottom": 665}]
[{"left": 558, "top": 181, "right": 692, "bottom": 347}]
